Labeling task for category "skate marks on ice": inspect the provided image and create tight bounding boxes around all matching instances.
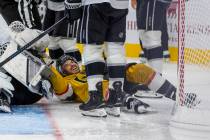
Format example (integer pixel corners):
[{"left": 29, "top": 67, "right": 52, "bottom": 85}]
[
  {"left": 0, "top": 98, "right": 207, "bottom": 140},
  {"left": 48, "top": 98, "right": 175, "bottom": 140}
]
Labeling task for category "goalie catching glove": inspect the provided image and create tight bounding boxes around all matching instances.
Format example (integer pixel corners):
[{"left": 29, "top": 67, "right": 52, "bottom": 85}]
[
  {"left": 9, "top": 21, "right": 49, "bottom": 53},
  {"left": 64, "top": 0, "right": 82, "bottom": 21}
]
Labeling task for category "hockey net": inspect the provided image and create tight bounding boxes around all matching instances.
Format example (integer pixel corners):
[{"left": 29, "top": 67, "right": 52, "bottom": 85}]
[{"left": 170, "top": 0, "right": 210, "bottom": 132}]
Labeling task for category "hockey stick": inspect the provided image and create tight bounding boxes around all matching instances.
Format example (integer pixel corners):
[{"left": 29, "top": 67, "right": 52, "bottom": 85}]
[{"left": 0, "top": 15, "right": 67, "bottom": 67}]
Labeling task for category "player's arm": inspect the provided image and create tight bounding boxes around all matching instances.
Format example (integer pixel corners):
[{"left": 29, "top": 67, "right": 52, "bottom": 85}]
[{"left": 41, "top": 66, "right": 74, "bottom": 101}]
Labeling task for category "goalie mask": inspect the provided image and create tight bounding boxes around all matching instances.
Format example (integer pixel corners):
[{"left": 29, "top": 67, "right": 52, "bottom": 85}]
[{"left": 56, "top": 55, "right": 80, "bottom": 76}]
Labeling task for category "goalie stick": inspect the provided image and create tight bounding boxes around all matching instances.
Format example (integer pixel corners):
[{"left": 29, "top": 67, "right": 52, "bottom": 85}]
[{"left": 0, "top": 15, "right": 67, "bottom": 67}]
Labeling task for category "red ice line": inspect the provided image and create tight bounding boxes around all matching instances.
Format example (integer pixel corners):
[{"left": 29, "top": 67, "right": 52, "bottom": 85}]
[{"left": 41, "top": 100, "right": 64, "bottom": 140}]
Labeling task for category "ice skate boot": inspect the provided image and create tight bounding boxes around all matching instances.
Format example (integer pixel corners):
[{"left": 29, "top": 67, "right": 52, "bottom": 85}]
[
  {"left": 0, "top": 89, "right": 13, "bottom": 113},
  {"left": 79, "top": 82, "right": 106, "bottom": 117}
]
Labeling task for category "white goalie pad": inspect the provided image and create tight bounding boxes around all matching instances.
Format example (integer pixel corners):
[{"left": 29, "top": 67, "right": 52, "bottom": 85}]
[{"left": 0, "top": 41, "right": 44, "bottom": 94}]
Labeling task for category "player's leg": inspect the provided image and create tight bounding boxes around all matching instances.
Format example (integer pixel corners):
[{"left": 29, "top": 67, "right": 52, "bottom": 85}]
[
  {"left": 104, "top": 6, "right": 128, "bottom": 117},
  {"left": 17, "top": 0, "right": 42, "bottom": 29},
  {"left": 0, "top": 70, "right": 42, "bottom": 113},
  {"left": 77, "top": 4, "right": 109, "bottom": 117},
  {"left": 10, "top": 76, "right": 43, "bottom": 105},
  {"left": 56, "top": 16, "right": 81, "bottom": 62},
  {"left": 126, "top": 63, "right": 176, "bottom": 101},
  {"left": 161, "top": 4, "right": 170, "bottom": 61},
  {"left": 30, "top": 0, "right": 42, "bottom": 29},
  {"left": 137, "top": 0, "right": 169, "bottom": 74},
  {"left": 43, "top": 4, "right": 64, "bottom": 60},
  {"left": 43, "top": 1, "right": 81, "bottom": 62},
  {"left": 135, "top": 0, "right": 170, "bottom": 96}
]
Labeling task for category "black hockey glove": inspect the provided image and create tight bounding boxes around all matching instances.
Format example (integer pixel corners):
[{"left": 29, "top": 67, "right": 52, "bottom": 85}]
[{"left": 64, "top": 0, "right": 82, "bottom": 21}]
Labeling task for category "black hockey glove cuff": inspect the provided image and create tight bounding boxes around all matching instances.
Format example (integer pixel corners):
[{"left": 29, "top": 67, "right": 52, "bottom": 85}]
[{"left": 64, "top": 0, "right": 82, "bottom": 21}]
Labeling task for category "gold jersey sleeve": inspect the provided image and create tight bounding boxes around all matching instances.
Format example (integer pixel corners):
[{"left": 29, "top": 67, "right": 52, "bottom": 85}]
[
  {"left": 64, "top": 73, "right": 89, "bottom": 103},
  {"left": 49, "top": 66, "right": 109, "bottom": 103}
]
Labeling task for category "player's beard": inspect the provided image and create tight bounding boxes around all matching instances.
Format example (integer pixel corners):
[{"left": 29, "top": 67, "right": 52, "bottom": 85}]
[{"left": 62, "top": 62, "right": 80, "bottom": 75}]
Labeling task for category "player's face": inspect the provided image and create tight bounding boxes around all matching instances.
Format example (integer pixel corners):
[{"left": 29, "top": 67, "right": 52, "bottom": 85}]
[{"left": 61, "top": 60, "right": 80, "bottom": 75}]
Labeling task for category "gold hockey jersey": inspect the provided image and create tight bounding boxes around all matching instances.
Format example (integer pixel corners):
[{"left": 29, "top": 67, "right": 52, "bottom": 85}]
[{"left": 49, "top": 66, "right": 108, "bottom": 103}]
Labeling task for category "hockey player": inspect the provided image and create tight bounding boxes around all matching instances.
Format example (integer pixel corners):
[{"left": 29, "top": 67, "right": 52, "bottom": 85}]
[
  {"left": 0, "top": 0, "right": 42, "bottom": 29},
  {"left": 0, "top": 0, "right": 43, "bottom": 112},
  {"left": 43, "top": 0, "right": 82, "bottom": 63},
  {"left": 131, "top": 0, "right": 172, "bottom": 96},
  {"left": 0, "top": 21, "right": 48, "bottom": 113},
  {"left": 64, "top": 0, "right": 129, "bottom": 117},
  {"left": 131, "top": 0, "right": 172, "bottom": 73},
  {"left": 39, "top": 54, "right": 176, "bottom": 117}
]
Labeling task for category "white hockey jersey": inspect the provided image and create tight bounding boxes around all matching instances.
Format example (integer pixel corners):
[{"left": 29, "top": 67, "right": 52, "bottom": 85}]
[{"left": 82, "top": 0, "right": 129, "bottom": 9}]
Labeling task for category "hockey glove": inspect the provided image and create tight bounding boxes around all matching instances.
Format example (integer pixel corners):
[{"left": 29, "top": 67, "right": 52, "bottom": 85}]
[
  {"left": 64, "top": 0, "right": 82, "bottom": 21},
  {"left": 9, "top": 21, "right": 49, "bottom": 52}
]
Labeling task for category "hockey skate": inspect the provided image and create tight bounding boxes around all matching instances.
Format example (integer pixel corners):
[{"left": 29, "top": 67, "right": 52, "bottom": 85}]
[
  {"left": 106, "top": 107, "right": 121, "bottom": 117},
  {"left": 79, "top": 82, "right": 107, "bottom": 117},
  {"left": 134, "top": 90, "right": 163, "bottom": 99},
  {"left": 0, "top": 89, "right": 13, "bottom": 113},
  {"left": 106, "top": 81, "right": 124, "bottom": 107},
  {"left": 105, "top": 81, "right": 124, "bottom": 117},
  {"left": 122, "top": 94, "right": 153, "bottom": 114}
]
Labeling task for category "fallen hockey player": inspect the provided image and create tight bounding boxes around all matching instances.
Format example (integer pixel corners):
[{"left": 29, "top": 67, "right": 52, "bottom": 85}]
[{"left": 38, "top": 54, "right": 176, "bottom": 117}]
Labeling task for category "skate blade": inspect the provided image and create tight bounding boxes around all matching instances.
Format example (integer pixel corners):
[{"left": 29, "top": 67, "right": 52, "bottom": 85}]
[
  {"left": 134, "top": 91, "right": 163, "bottom": 99},
  {"left": 106, "top": 107, "right": 120, "bottom": 117},
  {"left": 0, "top": 106, "right": 11, "bottom": 113},
  {"left": 136, "top": 106, "right": 154, "bottom": 114},
  {"left": 81, "top": 108, "right": 107, "bottom": 118}
]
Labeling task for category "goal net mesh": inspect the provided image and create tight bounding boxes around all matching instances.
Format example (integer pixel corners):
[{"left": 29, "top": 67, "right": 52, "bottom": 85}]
[{"left": 171, "top": 0, "right": 210, "bottom": 131}]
